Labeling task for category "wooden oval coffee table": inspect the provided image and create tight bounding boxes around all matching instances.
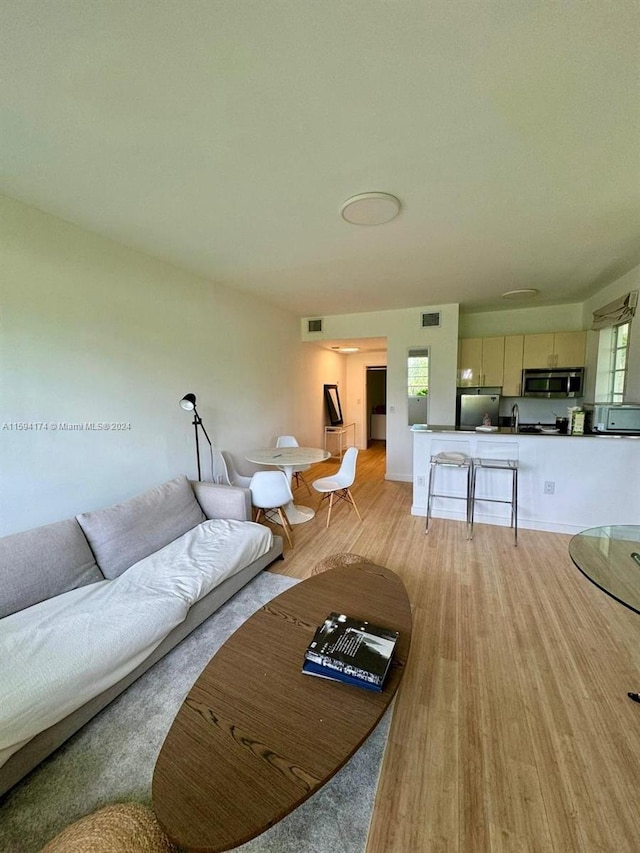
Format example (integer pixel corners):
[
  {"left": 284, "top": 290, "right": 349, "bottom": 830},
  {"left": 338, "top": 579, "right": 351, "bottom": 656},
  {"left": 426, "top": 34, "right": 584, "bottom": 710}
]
[{"left": 152, "top": 560, "right": 412, "bottom": 852}]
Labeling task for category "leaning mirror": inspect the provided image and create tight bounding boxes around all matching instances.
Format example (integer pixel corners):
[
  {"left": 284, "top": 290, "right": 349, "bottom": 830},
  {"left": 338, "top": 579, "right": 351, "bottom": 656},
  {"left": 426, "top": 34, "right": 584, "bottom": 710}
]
[{"left": 324, "top": 384, "right": 344, "bottom": 425}]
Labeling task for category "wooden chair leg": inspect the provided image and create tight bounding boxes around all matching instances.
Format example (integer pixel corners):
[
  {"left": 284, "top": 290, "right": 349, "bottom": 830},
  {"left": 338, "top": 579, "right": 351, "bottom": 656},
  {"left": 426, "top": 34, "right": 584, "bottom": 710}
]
[
  {"left": 277, "top": 507, "right": 293, "bottom": 547},
  {"left": 299, "top": 473, "right": 312, "bottom": 496},
  {"left": 283, "top": 509, "right": 294, "bottom": 535},
  {"left": 255, "top": 508, "right": 263, "bottom": 523},
  {"left": 346, "top": 489, "right": 362, "bottom": 521},
  {"left": 326, "top": 492, "right": 335, "bottom": 528}
]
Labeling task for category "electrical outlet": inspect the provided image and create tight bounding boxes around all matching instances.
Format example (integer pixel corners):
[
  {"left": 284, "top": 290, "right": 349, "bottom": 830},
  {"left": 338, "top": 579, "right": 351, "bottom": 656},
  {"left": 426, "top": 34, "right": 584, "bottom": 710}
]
[
  {"left": 544, "top": 481, "right": 555, "bottom": 495},
  {"left": 417, "top": 475, "right": 426, "bottom": 487}
]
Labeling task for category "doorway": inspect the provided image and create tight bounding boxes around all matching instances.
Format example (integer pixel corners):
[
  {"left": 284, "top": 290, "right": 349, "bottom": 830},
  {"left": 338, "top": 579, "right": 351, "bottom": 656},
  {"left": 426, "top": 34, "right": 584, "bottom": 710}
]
[{"left": 366, "top": 366, "right": 387, "bottom": 447}]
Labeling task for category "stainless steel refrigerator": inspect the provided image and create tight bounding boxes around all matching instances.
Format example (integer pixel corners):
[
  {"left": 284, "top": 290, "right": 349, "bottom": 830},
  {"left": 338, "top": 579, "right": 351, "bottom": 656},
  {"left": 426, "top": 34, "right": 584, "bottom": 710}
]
[{"left": 458, "top": 394, "right": 501, "bottom": 429}]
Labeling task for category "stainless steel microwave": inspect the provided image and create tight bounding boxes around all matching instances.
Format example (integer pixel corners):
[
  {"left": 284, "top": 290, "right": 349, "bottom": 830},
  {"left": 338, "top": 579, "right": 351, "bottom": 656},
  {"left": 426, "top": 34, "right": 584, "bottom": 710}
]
[
  {"left": 522, "top": 367, "right": 585, "bottom": 398},
  {"left": 583, "top": 403, "right": 640, "bottom": 434}
]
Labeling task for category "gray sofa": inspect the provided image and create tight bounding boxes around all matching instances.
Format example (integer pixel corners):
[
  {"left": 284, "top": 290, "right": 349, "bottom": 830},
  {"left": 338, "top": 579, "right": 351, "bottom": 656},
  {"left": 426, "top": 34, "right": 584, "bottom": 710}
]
[{"left": 0, "top": 475, "right": 283, "bottom": 797}]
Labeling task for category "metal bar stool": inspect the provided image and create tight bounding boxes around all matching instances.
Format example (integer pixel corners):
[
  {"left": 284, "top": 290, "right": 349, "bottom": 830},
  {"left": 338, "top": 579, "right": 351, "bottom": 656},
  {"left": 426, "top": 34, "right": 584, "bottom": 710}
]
[
  {"left": 425, "top": 440, "right": 473, "bottom": 538},
  {"left": 470, "top": 440, "right": 519, "bottom": 545}
]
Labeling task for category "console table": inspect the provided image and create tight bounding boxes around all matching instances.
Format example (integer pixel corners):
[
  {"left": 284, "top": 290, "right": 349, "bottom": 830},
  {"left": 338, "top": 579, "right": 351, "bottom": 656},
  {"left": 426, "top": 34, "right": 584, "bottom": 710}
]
[{"left": 324, "top": 422, "right": 356, "bottom": 459}]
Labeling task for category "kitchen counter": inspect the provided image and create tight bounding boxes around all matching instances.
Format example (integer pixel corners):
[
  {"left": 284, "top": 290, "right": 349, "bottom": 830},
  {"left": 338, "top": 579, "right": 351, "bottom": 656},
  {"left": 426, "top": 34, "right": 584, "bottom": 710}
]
[
  {"left": 411, "top": 427, "right": 640, "bottom": 534},
  {"left": 411, "top": 424, "right": 640, "bottom": 438}
]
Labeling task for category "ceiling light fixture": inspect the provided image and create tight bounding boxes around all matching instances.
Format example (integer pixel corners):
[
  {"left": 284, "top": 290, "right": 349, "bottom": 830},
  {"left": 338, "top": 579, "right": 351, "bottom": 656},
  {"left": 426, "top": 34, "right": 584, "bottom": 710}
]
[
  {"left": 341, "top": 192, "right": 401, "bottom": 226},
  {"left": 501, "top": 288, "right": 539, "bottom": 300},
  {"left": 331, "top": 346, "right": 360, "bottom": 353}
]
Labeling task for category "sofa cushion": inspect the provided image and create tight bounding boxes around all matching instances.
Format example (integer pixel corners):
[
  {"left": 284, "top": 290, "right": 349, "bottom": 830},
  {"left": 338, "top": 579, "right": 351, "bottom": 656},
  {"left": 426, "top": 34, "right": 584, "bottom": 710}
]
[
  {"left": 0, "top": 519, "right": 103, "bottom": 618},
  {"left": 76, "top": 476, "right": 206, "bottom": 579},
  {"left": 190, "top": 481, "right": 251, "bottom": 521}
]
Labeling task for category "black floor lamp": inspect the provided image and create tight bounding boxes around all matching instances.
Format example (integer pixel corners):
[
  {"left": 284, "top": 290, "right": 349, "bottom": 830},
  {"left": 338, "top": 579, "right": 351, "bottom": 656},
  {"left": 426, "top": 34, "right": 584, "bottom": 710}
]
[{"left": 179, "top": 393, "right": 212, "bottom": 482}]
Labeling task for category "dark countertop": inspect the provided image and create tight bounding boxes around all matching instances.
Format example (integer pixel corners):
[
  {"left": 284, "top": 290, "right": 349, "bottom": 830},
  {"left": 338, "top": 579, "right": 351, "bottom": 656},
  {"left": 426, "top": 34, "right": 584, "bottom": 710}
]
[{"left": 410, "top": 425, "right": 640, "bottom": 438}]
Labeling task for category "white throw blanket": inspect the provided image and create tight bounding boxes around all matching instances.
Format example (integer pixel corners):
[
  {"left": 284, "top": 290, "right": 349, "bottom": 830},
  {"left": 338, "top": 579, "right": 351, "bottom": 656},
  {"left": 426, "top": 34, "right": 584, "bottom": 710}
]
[{"left": 0, "top": 519, "right": 272, "bottom": 769}]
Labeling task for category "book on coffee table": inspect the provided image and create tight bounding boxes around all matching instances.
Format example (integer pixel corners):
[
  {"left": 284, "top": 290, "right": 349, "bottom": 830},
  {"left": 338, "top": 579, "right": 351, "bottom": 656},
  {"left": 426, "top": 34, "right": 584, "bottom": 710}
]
[{"left": 302, "top": 612, "right": 399, "bottom": 691}]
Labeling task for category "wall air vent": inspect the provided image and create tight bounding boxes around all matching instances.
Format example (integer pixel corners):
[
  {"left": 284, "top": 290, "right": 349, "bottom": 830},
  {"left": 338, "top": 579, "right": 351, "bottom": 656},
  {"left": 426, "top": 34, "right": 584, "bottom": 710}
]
[
  {"left": 421, "top": 312, "right": 441, "bottom": 328},
  {"left": 307, "top": 318, "right": 323, "bottom": 333}
]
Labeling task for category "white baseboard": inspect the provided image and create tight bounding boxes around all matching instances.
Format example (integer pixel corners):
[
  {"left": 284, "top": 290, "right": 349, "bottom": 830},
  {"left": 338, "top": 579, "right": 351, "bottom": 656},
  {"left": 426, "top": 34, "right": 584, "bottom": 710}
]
[{"left": 411, "top": 505, "right": 584, "bottom": 535}]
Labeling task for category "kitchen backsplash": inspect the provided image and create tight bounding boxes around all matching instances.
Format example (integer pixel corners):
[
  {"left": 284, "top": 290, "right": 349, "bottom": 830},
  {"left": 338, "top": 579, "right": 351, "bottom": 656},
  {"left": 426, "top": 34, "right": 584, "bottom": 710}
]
[{"left": 499, "top": 395, "right": 585, "bottom": 425}]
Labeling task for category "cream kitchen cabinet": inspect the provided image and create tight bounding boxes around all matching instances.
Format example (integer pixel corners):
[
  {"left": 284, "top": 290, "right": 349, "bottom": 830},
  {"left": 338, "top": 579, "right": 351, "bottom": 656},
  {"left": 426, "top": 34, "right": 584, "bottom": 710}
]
[
  {"left": 502, "top": 335, "right": 524, "bottom": 396},
  {"left": 553, "top": 331, "right": 587, "bottom": 366},
  {"left": 522, "top": 331, "right": 586, "bottom": 369},
  {"left": 458, "top": 336, "right": 504, "bottom": 387}
]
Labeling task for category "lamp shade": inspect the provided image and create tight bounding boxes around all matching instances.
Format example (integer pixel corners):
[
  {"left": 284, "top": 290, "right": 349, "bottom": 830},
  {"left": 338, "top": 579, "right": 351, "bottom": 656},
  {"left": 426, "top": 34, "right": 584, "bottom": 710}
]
[{"left": 179, "top": 393, "right": 197, "bottom": 411}]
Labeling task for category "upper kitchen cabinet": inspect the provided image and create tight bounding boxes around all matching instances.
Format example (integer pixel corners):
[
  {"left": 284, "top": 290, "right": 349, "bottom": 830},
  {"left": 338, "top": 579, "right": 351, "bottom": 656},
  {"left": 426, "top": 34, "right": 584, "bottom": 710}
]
[
  {"left": 502, "top": 335, "right": 524, "bottom": 396},
  {"left": 553, "top": 331, "right": 587, "bottom": 366},
  {"left": 522, "top": 331, "right": 586, "bottom": 369},
  {"left": 458, "top": 336, "right": 504, "bottom": 387},
  {"left": 458, "top": 338, "right": 481, "bottom": 386}
]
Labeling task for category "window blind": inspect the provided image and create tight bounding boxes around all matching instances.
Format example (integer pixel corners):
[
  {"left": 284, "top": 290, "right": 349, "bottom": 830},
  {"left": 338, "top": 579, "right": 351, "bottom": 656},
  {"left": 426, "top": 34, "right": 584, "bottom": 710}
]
[{"left": 591, "top": 291, "right": 638, "bottom": 330}]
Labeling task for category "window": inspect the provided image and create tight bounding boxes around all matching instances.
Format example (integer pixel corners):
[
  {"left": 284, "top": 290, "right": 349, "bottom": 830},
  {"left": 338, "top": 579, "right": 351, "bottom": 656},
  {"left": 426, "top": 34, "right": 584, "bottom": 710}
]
[
  {"left": 408, "top": 348, "right": 429, "bottom": 426},
  {"left": 610, "top": 322, "right": 629, "bottom": 403},
  {"left": 595, "top": 321, "right": 630, "bottom": 403},
  {"left": 591, "top": 290, "right": 636, "bottom": 403},
  {"left": 408, "top": 349, "right": 429, "bottom": 396}
]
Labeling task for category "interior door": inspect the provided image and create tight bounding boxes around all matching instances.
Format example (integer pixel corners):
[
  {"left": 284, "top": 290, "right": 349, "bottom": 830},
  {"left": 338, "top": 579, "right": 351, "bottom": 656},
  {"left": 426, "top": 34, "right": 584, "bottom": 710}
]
[{"left": 366, "top": 366, "right": 387, "bottom": 445}]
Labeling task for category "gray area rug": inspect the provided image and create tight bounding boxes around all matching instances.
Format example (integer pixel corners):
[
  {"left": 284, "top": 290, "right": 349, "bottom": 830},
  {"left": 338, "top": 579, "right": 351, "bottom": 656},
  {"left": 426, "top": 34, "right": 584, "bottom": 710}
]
[{"left": 0, "top": 571, "right": 392, "bottom": 853}]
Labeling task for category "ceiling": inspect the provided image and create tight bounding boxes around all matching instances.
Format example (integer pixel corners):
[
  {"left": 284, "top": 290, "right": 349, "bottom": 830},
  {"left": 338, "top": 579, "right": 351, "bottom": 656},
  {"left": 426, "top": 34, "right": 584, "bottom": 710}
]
[
  {"left": 2, "top": 2, "right": 639, "bottom": 319},
  {"left": 314, "top": 337, "right": 388, "bottom": 355}
]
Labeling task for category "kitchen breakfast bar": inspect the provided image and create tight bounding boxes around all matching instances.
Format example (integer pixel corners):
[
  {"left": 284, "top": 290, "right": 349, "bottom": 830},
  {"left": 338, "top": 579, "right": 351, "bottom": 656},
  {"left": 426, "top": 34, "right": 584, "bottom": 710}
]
[{"left": 411, "top": 426, "right": 640, "bottom": 535}]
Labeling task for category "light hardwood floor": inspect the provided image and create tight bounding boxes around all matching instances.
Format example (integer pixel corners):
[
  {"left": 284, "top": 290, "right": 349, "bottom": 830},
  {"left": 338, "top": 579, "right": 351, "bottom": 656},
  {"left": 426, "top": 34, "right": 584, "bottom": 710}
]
[{"left": 268, "top": 442, "right": 640, "bottom": 853}]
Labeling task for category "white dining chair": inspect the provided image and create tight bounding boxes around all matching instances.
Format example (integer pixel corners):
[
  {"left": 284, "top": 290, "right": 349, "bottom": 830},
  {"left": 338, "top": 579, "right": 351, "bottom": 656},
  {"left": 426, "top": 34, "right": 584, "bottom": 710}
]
[
  {"left": 276, "top": 435, "right": 311, "bottom": 494},
  {"left": 210, "top": 448, "right": 232, "bottom": 485},
  {"left": 311, "top": 446, "right": 362, "bottom": 528},
  {"left": 249, "top": 471, "right": 294, "bottom": 547},
  {"left": 221, "top": 451, "right": 252, "bottom": 488}
]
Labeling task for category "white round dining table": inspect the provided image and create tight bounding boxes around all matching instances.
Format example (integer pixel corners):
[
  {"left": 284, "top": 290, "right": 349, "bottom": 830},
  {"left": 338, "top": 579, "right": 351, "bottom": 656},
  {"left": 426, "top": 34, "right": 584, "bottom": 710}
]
[{"left": 245, "top": 446, "right": 330, "bottom": 524}]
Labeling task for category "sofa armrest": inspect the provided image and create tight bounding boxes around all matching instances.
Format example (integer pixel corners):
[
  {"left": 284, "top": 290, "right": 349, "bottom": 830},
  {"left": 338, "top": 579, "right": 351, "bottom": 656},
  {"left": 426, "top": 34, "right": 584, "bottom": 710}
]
[{"left": 190, "top": 481, "right": 252, "bottom": 522}]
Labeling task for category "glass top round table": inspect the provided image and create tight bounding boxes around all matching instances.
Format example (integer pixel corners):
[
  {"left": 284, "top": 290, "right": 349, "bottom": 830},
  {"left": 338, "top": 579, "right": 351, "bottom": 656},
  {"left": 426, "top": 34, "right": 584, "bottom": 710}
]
[{"left": 569, "top": 525, "right": 640, "bottom": 615}]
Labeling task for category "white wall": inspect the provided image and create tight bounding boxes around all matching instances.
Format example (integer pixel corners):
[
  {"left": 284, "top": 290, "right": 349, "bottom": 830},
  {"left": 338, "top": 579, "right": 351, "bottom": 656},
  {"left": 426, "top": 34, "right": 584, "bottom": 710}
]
[
  {"left": 581, "top": 264, "right": 640, "bottom": 403},
  {"left": 294, "top": 344, "right": 387, "bottom": 456},
  {"left": 293, "top": 344, "right": 347, "bottom": 448},
  {"left": 458, "top": 303, "right": 584, "bottom": 337},
  {"left": 0, "top": 195, "right": 307, "bottom": 535},
  {"left": 345, "top": 350, "right": 387, "bottom": 448},
  {"left": 302, "top": 305, "right": 459, "bottom": 481}
]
